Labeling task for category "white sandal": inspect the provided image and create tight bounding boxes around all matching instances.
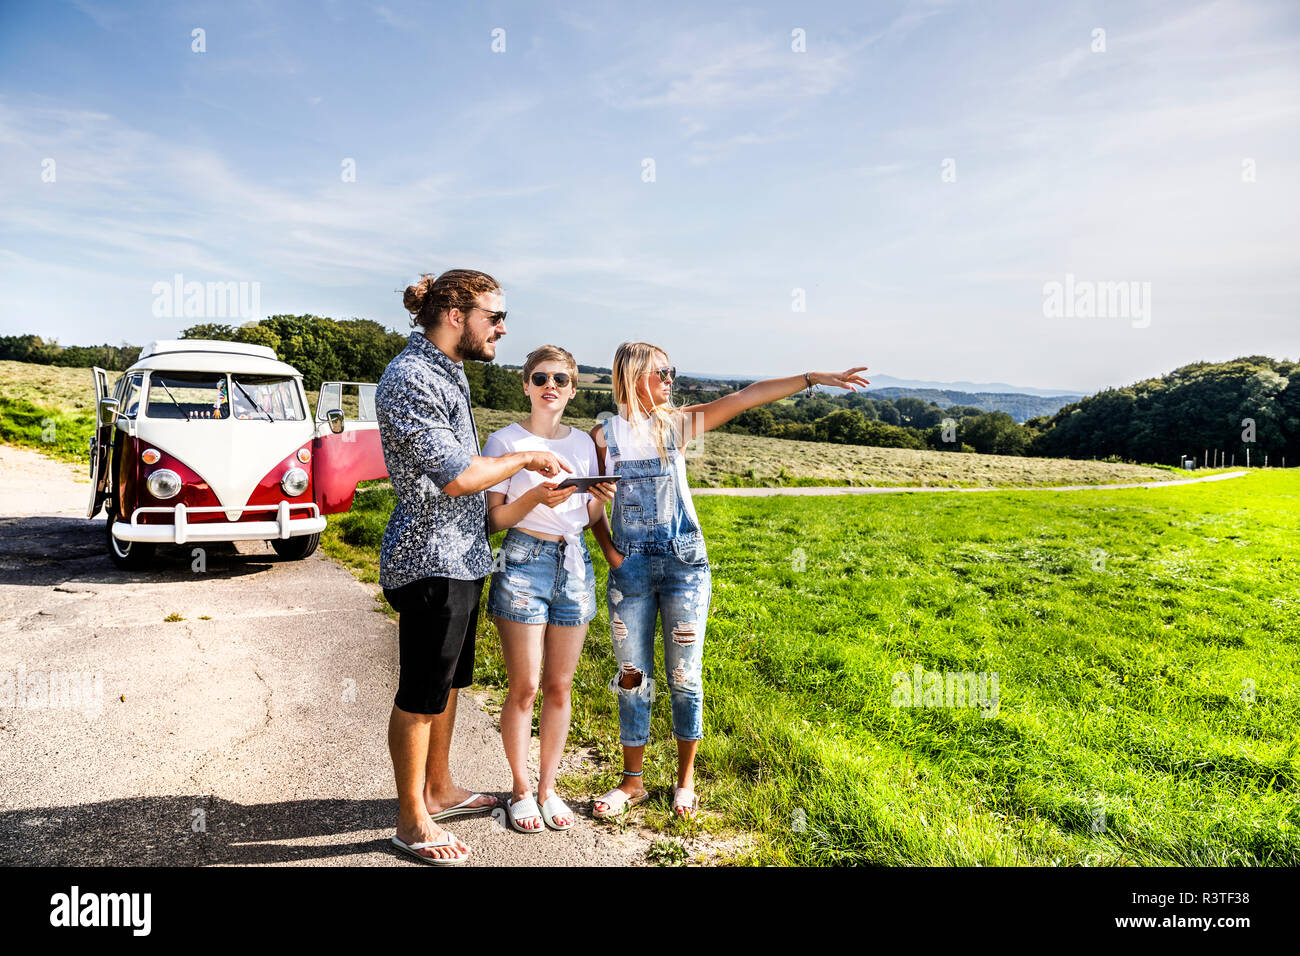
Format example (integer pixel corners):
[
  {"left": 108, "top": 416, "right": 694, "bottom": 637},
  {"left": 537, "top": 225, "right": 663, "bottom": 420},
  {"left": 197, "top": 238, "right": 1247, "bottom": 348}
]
[
  {"left": 506, "top": 794, "right": 544, "bottom": 834},
  {"left": 391, "top": 830, "right": 469, "bottom": 865},
  {"left": 430, "top": 792, "right": 498, "bottom": 821},
  {"left": 540, "top": 792, "right": 576, "bottom": 831},
  {"left": 592, "top": 786, "right": 648, "bottom": 820},
  {"left": 672, "top": 787, "right": 699, "bottom": 818}
]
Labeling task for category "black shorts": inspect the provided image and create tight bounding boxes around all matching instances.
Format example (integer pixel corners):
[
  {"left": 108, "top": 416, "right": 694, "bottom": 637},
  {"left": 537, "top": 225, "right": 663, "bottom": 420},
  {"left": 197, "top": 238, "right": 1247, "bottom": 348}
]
[{"left": 383, "top": 575, "right": 486, "bottom": 715}]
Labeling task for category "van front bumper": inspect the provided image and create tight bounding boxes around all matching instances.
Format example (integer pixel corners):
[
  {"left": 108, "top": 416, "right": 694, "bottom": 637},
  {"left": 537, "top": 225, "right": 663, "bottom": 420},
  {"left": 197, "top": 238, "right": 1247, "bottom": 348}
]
[{"left": 113, "top": 501, "right": 326, "bottom": 544}]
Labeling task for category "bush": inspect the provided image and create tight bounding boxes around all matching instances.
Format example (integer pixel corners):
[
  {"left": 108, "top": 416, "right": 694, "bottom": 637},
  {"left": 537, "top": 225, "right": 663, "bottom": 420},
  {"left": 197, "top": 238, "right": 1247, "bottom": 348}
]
[{"left": 337, "top": 510, "right": 387, "bottom": 550}]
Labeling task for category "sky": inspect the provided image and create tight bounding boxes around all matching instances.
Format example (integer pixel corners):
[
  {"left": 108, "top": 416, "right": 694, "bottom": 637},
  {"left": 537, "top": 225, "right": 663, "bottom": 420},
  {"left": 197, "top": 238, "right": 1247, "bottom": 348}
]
[{"left": 1, "top": 0, "right": 1296, "bottom": 394}]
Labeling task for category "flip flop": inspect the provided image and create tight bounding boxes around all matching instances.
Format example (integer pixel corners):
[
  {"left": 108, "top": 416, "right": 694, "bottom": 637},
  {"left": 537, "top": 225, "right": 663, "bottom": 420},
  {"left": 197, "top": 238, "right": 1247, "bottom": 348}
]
[
  {"left": 506, "top": 794, "right": 544, "bottom": 834},
  {"left": 592, "top": 786, "right": 648, "bottom": 820},
  {"left": 540, "top": 793, "right": 576, "bottom": 831},
  {"left": 391, "top": 830, "right": 469, "bottom": 866},
  {"left": 430, "top": 792, "right": 498, "bottom": 821}
]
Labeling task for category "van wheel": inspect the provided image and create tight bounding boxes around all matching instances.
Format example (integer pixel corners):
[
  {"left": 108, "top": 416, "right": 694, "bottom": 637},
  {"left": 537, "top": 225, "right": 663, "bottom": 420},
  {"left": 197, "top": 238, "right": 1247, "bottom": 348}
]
[
  {"left": 271, "top": 533, "right": 320, "bottom": 560},
  {"left": 106, "top": 507, "right": 156, "bottom": 570}
]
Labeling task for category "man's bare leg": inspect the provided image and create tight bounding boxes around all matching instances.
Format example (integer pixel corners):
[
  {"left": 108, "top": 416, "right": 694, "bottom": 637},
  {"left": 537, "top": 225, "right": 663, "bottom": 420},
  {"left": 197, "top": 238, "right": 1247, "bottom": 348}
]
[
  {"left": 423, "top": 688, "right": 497, "bottom": 815},
  {"left": 389, "top": 705, "right": 465, "bottom": 861}
]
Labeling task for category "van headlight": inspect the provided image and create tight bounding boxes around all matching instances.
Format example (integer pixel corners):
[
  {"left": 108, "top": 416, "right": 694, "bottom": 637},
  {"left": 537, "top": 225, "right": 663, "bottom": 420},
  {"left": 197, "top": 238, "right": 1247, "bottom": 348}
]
[
  {"left": 281, "top": 467, "right": 309, "bottom": 496},
  {"left": 147, "top": 469, "right": 182, "bottom": 500}
]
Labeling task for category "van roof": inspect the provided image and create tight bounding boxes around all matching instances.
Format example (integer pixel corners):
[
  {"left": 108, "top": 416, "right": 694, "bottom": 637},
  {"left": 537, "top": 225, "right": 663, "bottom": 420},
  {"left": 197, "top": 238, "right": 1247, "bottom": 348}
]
[
  {"left": 140, "top": 339, "right": 278, "bottom": 361},
  {"left": 130, "top": 339, "right": 300, "bottom": 377}
]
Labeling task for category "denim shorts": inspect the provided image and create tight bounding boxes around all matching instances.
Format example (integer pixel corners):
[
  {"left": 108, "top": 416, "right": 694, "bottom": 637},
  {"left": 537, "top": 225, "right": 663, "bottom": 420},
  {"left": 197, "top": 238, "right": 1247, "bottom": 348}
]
[{"left": 487, "top": 528, "right": 597, "bottom": 627}]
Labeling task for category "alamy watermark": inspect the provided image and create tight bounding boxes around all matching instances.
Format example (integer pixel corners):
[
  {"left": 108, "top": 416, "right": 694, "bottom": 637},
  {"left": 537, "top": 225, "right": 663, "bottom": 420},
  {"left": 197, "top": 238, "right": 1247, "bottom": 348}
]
[
  {"left": 2, "top": 666, "right": 104, "bottom": 719},
  {"left": 1042, "top": 273, "right": 1151, "bottom": 328},
  {"left": 891, "top": 665, "right": 999, "bottom": 717},
  {"left": 151, "top": 273, "right": 261, "bottom": 321}
]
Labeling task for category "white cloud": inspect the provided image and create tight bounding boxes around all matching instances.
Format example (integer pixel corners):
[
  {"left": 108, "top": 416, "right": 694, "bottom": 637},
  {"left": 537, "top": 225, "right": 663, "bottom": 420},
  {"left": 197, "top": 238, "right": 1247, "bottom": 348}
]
[{"left": 595, "top": 30, "right": 854, "bottom": 112}]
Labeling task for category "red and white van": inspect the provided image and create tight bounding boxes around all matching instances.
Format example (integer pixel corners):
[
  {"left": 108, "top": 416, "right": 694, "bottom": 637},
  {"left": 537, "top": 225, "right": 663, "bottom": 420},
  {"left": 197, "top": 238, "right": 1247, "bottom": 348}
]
[{"left": 88, "top": 339, "right": 387, "bottom": 569}]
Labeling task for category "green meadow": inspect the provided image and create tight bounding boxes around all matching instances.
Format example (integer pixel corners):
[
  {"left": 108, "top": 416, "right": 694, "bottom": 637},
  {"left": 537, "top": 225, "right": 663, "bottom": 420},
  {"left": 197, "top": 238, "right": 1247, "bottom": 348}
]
[{"left": 324, "top": 469, "right": 1300, "bottom": 865}]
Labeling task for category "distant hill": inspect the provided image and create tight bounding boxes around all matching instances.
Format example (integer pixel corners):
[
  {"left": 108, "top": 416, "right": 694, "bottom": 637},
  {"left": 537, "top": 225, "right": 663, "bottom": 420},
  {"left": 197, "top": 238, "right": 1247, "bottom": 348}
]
[
  {"left": 863, "top": 373, "right": 1087, "bottom": 398},
  {"left": 685, "top": 370, "right": 1087, "bottom": 399},
  {"left": 866, "top": 387, "right": 1081, "bottom": 423}
]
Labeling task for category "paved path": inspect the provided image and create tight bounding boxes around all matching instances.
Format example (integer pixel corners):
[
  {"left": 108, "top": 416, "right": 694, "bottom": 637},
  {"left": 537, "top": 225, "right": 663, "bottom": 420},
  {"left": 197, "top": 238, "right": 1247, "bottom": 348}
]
[
  {"left": 0, "top": 444, "right": 650, "bottom": 867},
  {"left": 691, "top": 470, "right": 1250, "bottom": 495}
]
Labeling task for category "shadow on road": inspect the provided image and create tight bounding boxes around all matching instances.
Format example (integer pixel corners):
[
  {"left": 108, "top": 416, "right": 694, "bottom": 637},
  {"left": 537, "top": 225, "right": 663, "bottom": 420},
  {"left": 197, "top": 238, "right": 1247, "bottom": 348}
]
[
  {"left": 0, "top": 516, "right": 283, "bottom": 586},
  {"left": 0, "top": 795, "right": 407, "bottom": 866}
]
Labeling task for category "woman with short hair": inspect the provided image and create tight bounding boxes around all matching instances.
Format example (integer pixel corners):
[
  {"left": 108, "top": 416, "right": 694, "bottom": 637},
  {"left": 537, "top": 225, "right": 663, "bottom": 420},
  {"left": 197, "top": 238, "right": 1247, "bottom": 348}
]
[{"left": 483, "top": 345, "right": 618, "bottom": 833}]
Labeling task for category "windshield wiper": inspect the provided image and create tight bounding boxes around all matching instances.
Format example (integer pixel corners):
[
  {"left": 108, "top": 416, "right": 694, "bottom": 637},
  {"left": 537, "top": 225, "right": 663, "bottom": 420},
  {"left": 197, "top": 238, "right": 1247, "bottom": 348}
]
[
  {"left": 235, "top": 381, "right": 274, "bottom": 422},
  {"left": 158, "top": 380, "right": 190, "bottom": 422}
]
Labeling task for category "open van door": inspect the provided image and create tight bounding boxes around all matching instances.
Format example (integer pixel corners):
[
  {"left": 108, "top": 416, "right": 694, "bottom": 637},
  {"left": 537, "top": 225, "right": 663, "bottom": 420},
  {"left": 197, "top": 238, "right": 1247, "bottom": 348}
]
[
  {"left": 87, "top": 366, "right": 114, "bottom": 518},
  {"left": 313, "top": 381, "right": 388, "bottom": 514}
]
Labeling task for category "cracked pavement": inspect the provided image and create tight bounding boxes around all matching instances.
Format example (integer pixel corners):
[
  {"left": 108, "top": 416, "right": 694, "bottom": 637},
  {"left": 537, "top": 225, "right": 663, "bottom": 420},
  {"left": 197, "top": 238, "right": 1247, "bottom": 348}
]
[{"left": 0, "top": 444, "right": 651, "bottom": 866}]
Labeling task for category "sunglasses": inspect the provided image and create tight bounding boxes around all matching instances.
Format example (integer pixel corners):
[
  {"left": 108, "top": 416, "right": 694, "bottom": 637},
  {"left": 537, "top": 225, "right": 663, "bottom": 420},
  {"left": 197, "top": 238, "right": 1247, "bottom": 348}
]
[
  {"left": 529, "top": 371, "right": 572, "bottom": 388},
  {"left": 467, "top": 306, "right": 508, "bottom": 325},
  {"left": 652, "top": 366, "right": 676, "bottom": 382}
]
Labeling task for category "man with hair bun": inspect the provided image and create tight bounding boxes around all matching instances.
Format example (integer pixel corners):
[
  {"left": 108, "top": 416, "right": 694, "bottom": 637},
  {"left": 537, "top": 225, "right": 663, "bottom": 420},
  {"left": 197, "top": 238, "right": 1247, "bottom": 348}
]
[{"left": 376, "top": 268, "right": 572, "bottom": 865}]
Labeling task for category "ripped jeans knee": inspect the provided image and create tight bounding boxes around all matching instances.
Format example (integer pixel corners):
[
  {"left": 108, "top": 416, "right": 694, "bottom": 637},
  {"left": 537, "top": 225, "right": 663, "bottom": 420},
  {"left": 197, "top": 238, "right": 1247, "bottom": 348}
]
[
  {"left": 609, "top": 661, "right": 655, "bottom": 746},
  {"left": 609, "top": 661, "right": 655, "bottom": 699}
]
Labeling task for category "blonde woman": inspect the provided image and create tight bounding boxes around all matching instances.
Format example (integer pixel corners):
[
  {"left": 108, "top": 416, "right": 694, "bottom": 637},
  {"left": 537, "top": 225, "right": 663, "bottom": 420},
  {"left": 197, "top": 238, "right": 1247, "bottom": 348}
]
[
  {"left": 482, "top": 346, "right": 618, "bottom": 833},
  {"left": 590, "top": 342, "right": 868, "bottom": 819}
]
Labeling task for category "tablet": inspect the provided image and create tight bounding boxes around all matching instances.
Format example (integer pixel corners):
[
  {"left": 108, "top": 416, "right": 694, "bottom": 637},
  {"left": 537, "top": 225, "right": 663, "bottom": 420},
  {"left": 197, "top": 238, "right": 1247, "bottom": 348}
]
[{"left": 554, "top": 475, "right": 621, "bottom": 492}]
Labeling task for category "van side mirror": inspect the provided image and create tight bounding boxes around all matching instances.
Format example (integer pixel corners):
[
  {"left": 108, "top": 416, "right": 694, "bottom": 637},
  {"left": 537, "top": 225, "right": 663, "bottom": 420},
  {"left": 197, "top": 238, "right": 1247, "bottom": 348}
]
[
  {"left": 98, "top": 398, "right": 120, "bottom": 426},
  {"left": 326, "top": 409, "right": 345, "bottom": 434}
]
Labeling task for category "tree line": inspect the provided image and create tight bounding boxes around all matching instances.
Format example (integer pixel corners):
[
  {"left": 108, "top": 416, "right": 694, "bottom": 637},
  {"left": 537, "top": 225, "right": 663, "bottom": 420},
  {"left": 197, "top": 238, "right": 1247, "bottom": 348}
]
[
  {"left": 0, "top": 335, "right": 142, "bottom": 371},
  {"left": 1030, "top": 356, "right": 1298, "bottom": 466},
  {"left": 690, "top": 389, "right": 1034, "bottom": 455}
]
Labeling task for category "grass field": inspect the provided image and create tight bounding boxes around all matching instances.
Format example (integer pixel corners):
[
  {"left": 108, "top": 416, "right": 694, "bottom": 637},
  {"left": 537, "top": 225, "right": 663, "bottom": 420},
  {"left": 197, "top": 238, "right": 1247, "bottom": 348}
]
[
  {"left": 321, "top": 469, "right": 1300, "bottom": 866},
  {"left": 2, "top": 360, "right": 1191, "bottom": 486}
]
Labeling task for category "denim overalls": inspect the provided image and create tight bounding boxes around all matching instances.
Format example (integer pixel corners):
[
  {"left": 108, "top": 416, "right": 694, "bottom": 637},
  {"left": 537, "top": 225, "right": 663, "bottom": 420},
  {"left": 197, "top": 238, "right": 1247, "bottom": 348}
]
[{"left": 602, "top": 416, "right": 711, "bottom": 746}]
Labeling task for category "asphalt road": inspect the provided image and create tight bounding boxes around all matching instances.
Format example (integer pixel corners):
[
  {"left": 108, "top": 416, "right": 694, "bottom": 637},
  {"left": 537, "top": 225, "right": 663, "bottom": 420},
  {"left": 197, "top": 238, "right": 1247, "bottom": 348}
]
[{"left": 0, "top": 445, "right": 650, "bottom": 867}]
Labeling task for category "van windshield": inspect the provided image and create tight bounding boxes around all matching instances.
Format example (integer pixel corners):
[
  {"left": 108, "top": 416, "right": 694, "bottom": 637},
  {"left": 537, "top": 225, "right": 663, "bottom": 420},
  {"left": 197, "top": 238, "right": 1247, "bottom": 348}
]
[
  {"left": 146, "top": 372, "right": 230, "bottom": 420},
  {"left": 230, "top": 375, "right": 305, "bottom": 421}
]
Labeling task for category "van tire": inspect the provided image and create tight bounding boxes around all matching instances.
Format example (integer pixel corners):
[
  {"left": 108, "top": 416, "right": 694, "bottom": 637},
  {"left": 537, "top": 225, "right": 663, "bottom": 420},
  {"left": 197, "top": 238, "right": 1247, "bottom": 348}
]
[
  {"left": 106, "top": 506, "right": 157, "bottom": 570},
  {"left": 271, "top": 533, "right": 320, "bottom": 560}
]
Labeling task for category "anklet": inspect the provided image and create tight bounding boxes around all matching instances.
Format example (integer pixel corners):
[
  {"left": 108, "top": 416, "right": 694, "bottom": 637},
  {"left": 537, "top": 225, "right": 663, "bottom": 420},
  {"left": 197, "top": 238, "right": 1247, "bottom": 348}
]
[{"left": 622, "top": 769, "right": 643, "bottom": 777}]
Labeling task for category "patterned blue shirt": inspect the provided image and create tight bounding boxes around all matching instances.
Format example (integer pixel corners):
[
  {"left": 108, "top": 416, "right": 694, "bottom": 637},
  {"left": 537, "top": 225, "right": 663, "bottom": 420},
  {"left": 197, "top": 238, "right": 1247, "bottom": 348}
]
[{"left": 376, "top": 332, "right": 492, "bottom": 588}]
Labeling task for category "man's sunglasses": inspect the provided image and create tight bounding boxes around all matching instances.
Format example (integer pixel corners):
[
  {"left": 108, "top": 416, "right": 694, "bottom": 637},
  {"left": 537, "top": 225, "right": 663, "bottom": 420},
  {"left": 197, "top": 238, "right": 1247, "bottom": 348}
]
[
  {"left": 467, "top": 306, "right": 508, "bottom": 325},
  {"left": 652, "top": 366, "right": 676, "bottom": 382},
  {"left": 530, "top": 372, "right": 572, "bottom": 388}
]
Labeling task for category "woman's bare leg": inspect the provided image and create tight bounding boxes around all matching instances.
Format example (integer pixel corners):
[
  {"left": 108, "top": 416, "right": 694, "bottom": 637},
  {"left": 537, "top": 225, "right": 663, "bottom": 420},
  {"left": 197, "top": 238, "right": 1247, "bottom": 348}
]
[
  {"left": 536, "top": 622, "right": 588, "bottom": 826},
  {"left": 495, "top": 615, "right": 545, "bottom": 830},
  {"left": 675, "top": 738, "right": 699, "bottom": 817},
  {"left": 593, "top": 742, "right": 648, "bottom": 815}
]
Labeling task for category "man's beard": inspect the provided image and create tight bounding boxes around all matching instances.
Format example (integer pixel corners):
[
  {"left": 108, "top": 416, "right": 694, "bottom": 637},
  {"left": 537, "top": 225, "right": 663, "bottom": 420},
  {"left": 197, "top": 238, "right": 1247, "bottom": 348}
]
[{"left": 458, "top": 325, "right": 496, "bottom": 362}]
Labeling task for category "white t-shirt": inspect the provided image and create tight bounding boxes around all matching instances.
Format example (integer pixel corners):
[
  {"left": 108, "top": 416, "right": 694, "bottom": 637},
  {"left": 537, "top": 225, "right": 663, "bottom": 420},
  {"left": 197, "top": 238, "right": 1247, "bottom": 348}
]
[
  {"left": 601, "top": 410, "right": 701, "bottom": 531},
  {"left": 482, "top": 422, "right": 601, "bottom": 579}
]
